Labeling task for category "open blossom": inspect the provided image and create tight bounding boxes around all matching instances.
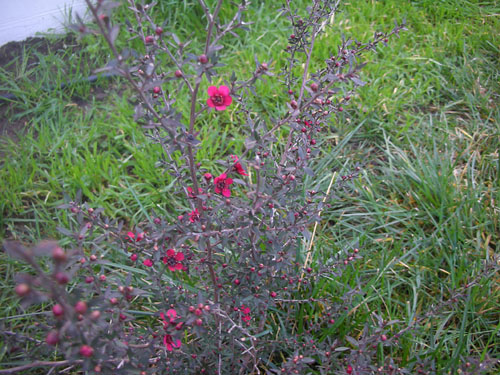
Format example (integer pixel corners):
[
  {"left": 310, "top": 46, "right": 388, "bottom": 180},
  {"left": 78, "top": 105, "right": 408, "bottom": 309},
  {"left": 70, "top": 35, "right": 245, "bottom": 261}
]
[
  {"left": 163, "top": 334, "right": 181, "bottom": 351},
  {"left": 240, "top": 304, "right": 251, "bottom": 323},
  {"left": 214, "top": 173, "right": 233, "bottom": 197},
  {"left": 160, "top": 308, "right": 178, "bottom": 326},
  {"left": 187, "top": 186, "right": 203, "bottom": 198},
  {"left": 188, "top": 208, "right": 200, "bottom": 223},
  {"left": 161, "top": 309, "right": 181, "bottom": 351},
  {"left": 162, "top": 249, "right": 184, "bottom": 271},
  {"left": 127, "top": 231, "right": 144, "bottom": 242},
  {"left": 230, "top": 155, "right": 248, "bottom": 176},
  {"left": 207, "top": 85, "right": 232, "bottom": 111}
]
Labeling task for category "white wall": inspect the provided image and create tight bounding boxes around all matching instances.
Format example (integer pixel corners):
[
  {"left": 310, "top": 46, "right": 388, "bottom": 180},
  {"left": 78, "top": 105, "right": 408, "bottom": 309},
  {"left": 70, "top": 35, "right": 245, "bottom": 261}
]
[{"left": 0, "top": 0, "right": 89, "bottom": 46}]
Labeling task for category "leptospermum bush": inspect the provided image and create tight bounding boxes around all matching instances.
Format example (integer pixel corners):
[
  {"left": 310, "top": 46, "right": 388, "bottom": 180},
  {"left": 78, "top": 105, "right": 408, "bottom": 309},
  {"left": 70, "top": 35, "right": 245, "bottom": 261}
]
[{"left": 4, "top": 1, "right": 492, "bottom": 374}]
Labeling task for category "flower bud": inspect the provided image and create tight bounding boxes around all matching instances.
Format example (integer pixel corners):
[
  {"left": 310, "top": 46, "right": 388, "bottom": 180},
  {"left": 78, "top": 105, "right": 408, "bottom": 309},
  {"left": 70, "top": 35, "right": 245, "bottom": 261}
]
[
  {"left": 155, "top": 26, "right": 163, "bottom": 35},
  {"left": 54, "top": 272, "right": 69, "bottom": 285},
  {"left": 145, "top": 35, "right": 154, "bottom": 44},
  {"left": 74, "top": 301, "right": 88, "bottom": 314},
  {"left": 52, "top": 304, "right": 64, "bottom": 317},
  {"left": 79, "top": 345, "right": 94, "bottom": 357},
  {"left": 198, "top": 54, "right": 208, "bottom": 64},
  {"left": 46, "top": 330, "right": 59, "bottom": 346},
  {"left": 52, "top": 247, "right": 67, "bottom": 262},
  {"left": 15, "top": 283, "right": 30, "bottom": 297}
]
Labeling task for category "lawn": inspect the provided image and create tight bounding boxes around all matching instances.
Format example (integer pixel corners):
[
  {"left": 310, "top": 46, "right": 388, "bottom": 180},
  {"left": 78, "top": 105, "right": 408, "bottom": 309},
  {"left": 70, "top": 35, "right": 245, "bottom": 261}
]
[{"left": 0, "top": 0, "right": 499, "bottom": 373}]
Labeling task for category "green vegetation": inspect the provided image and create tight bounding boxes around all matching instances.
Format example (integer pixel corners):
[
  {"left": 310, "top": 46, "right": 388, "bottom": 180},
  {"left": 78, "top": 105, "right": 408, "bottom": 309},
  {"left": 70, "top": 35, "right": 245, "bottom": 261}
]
[{"left": 1, "top": 0, "right": 498, "bottom": 372}]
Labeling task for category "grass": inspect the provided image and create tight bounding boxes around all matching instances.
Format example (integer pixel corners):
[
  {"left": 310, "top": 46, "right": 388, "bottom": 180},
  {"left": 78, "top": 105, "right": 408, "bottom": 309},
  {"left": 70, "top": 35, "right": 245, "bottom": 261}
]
[{"left": 1, "top": 0, "right": 499, "bottom": 373}]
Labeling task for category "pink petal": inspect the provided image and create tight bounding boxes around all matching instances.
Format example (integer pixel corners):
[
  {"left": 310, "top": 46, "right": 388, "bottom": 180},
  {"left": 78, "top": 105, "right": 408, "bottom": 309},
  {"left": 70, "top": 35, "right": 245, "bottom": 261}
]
[
  {"left": 219, "top": 173, "right": 227, "bottom": 180},
  {"left": 166, "top": 249, "right": 175, "bottom": 257},
  {"left": 218, "top": 85, "right": 230, "bottom": 96},
  {"left": 222, "top": 188, "right": 231, "bottom": 198},
  {"left": 175, "top": 252, "right": 185, "bottom": 261},
  {"left": 214, "top": 186, "right": 222, "bottom": 194},
  {"left": 223, "top": 95, "right": 232, "bottom": 106},
  {"left": 168, "top": 265, "right": 176, "bottom": 271},
  {"left": 207, "top": 98, "right": 216, "bottom": 108},
  {"left": 166, "top": 309, "right": 177, "bottom": 319},
  {"left": 207, "top": 86, "right": 218, "bottom": 96},
  {"left": 225, "top": 178, "right": 233, "bottom": 185},
  {"left": 175, "top": 263, "right": 183, "bottom": 270},
  {"left": 215, "top": 105, "right": 227, "bottom": 111},
  {"left": 173, "top": 339, "right": 181, "bottom": 349}
]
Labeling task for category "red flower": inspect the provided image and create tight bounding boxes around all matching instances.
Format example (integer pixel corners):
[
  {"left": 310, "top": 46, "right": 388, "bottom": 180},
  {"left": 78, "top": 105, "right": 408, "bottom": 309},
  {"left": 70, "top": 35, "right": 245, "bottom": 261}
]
[
  {"left": 240, "top": 305, "right": 251, "bottom": 315},
  {"left": 188, "top": 208, "right": 200, "bottom": 223},
  {"left": 160, "top": 308, "right": 178, "bottom": 326},
  {"left": 163, "top": 334, "right": 181, "bottom": 351},
  {"left": 230, "top": 155, "right": 248, "bottom": 176},
  {"left": 214, "top": 173, "right": 233, "bottom": 197},
  {"left": 187, "top": 186, "right": 203, "bottom": 198},
  {"left": 160, "top": 309, "right": 182, "bottom": 351},
  {"left": 143, "top": 259, "right": 154, "bottom": 267},
  {"left": 207, "top": 85, "right": 232, "bottom": 111},
  {"left": 127, "top": 232, "right": 144, "bottom": 242},
  {"left": 240, "top": 304, "right": 251, "bottom": 322},
  {"left": 130, "top": 253, "right": 138, "bottom": 261},
  {"left": 162, "top": 249, "right": 184, "bottom": 271}
]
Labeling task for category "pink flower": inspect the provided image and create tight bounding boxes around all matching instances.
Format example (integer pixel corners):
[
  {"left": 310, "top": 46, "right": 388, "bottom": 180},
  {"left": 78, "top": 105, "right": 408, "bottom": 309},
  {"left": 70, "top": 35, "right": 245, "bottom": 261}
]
[
  {"left": 127, "top": 232, "right": 144, "bottom": 242},
  {"left": 163, "top": 334, "right": 181, "bottom": 351},
  {"left": 160, "top": 309, "right": 182, "bottom": 351},
  {"left": 240, "top": 305, "right": 251, "bottom": 315},
  {"left": 230, "top": 155, "right": 248, "bottom": 176},
  {"left": 160, "top": 308, "right": 178, "bottom": 326},
  {"left": 207, "top": 85, "right": 232, "bottom": 111},
  {"left": 143, "top": 259, "right": 154, "bottom": 267},
  {"left": 130, "top": 253, "right": 138, "bottom": 261},
  {"left": 162, "top": 249, "right": 184, "bottom": 271},
  {"left": 214, "top": 173, "right": 233, "bottom": 197},
  {"left": 240, "top": 304, "right": 251, "bottom": 322},
  {"left": 188, "top": 208, "right": 200, "bottom": 223},
  {"left": 187, "top": 186, "right": 203, "bottom": 198}
]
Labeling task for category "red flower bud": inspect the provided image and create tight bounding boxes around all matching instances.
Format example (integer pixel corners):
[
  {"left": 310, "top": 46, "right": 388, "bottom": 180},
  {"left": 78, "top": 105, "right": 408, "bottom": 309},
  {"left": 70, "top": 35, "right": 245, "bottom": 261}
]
[
  {"left": 155, "top": 26, "right": 163, "bottom": 35},
  {"left": 52, "top": 304, "right": 64, "bottom": 317},
  {"left": 174, "top": 70, "right": 183, "bottom": 78},
  {"left": 46, "top": 330, "right": 59, "bottom": 346},
  {"left": 74, "top": 301, "right": 88, "bottom": 314},
  {"left": 52, "top": 247, "right": 67, "bottom": 262},
  {"left": 145, "top": 35, "right": 154, "bottom": 44},
  {"left": 153, "top": 86, "right": 161, "bottom": 94},
  {"left": 15, "top": 283, "right": 30, "bottom": 297},
  {"left": 54, "top": 272, "right": 69, "bottom": 284},
  {"left": 79, "top": 345, "right": 94, "bottom": 357},
  {"left": 199, "top": 54, "right": 208, "bottom": 64}
]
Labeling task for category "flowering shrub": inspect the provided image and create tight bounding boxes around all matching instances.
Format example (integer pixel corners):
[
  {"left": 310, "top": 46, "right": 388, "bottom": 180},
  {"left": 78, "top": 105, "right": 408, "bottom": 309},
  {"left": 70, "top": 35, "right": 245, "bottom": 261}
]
[{"left": 4, "top": 0, "right": 496, "bottom": 374}]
